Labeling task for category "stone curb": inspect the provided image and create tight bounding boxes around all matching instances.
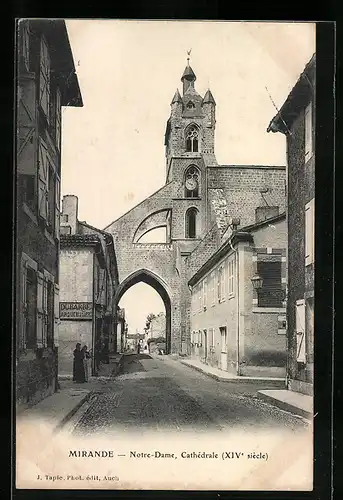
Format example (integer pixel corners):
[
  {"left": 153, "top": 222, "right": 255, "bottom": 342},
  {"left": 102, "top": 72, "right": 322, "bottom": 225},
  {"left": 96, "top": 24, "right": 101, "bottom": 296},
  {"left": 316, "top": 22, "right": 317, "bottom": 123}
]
[
  {"left": 256, "top": 391, "right": 313, "bottom": 421},
  {"left": 54, "top": 390, "right": 93, "bottom": 432},
  {"left": 180, "top": 360, "right": 286, "bottom": 388}
]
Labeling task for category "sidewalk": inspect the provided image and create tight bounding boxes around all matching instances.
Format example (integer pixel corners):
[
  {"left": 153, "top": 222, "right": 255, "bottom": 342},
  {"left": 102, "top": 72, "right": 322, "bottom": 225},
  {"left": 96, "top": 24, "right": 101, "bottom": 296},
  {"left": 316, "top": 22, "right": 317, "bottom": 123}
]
[
  {"left": 180, "top": 358, "right": 286, "bottom": 388},
  {"left": 257, "top": 389, "right": 313, "bottom": 420},
  {"left": 16, "top": 384, "right": 92, "bottom": 433}
]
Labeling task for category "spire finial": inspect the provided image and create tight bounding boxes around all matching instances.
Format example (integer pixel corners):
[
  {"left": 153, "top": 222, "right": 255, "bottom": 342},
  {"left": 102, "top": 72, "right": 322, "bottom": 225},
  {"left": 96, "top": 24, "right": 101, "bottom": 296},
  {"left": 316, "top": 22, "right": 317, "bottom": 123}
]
[{"left": 187, "top": 48, "right": 192, "bottom": 65}]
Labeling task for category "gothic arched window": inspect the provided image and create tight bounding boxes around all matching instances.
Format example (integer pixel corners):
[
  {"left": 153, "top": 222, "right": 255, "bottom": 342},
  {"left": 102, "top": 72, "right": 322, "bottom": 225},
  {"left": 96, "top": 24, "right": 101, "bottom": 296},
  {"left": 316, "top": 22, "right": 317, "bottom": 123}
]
[
  {"left": 185, "top": 207, "right": 198, "bottom": 239},
  {"left": 185, "top": 125, "right": 199, "bottom": 152},
  {"left": 184, "top": 165, "right": 200, "bottom": 198},
  {"left": 187, "top": 101, "right": 195, "bottom": 109}
]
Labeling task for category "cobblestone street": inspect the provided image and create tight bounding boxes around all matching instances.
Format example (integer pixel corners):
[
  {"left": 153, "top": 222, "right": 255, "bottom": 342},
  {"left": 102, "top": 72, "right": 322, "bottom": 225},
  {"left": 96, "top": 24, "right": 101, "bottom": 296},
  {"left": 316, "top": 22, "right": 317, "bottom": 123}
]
[{"left": 72, "top": 355, "right": 309, "bottom": 436}]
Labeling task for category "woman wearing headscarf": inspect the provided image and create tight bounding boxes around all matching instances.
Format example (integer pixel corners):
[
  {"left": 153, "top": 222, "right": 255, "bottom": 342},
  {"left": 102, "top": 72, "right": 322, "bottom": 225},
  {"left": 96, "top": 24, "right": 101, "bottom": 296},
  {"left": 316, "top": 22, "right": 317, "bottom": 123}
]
[{"left": 73, "top": 343, "right": 85, "bottom": 383}]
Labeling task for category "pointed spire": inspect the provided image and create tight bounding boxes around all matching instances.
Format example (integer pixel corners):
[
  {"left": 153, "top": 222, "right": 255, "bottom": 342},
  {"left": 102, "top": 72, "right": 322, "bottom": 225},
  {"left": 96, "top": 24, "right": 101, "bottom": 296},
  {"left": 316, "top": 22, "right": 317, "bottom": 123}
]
[
  {"left": 203, "top": 89, "right": 216, "bottom": 105},
  {"left": 181, "top": 64, "right": 196, "bottom": 82},
  {"left": 171, "top": 88, "right": 182, "bottom": 105}
]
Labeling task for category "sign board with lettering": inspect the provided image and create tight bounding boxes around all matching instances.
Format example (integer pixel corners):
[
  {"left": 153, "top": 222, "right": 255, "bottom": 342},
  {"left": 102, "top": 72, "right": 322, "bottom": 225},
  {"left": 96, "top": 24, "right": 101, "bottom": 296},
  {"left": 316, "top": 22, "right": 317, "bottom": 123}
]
[{"left": 60, "top": 302, "right": 93, "bottom": 320}]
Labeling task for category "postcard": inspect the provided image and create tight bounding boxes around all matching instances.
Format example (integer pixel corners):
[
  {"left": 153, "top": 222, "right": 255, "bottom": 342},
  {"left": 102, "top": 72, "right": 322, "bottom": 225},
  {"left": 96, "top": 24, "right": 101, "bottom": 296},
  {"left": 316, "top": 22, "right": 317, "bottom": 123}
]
[{"left": 15, "top": 19, "right": 317, "bottom": 491}]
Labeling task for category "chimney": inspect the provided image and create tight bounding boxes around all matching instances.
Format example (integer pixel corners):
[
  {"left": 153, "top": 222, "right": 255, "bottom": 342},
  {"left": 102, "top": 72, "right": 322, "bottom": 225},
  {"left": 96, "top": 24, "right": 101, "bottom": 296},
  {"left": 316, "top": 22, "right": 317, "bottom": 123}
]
[{"left": 62, "top": 195, "right": 78, "bottom": 235}]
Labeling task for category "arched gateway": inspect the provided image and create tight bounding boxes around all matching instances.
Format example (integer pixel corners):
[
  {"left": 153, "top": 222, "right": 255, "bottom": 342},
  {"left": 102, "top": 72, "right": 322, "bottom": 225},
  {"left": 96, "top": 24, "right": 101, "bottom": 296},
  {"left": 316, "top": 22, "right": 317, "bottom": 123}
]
[
  {"left": 115, "top": 269, "right": 172, "bottom": 354},
  {"left": 104, "top": 62, "right": 218, "bottom": 354}
]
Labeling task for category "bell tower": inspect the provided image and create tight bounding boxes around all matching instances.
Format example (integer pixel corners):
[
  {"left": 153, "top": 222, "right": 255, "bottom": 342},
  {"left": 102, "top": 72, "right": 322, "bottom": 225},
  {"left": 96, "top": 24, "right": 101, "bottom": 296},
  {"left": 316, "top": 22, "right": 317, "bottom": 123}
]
[
  {"left": 164, "top": 55, "right": 218, "bottom": 244},
  {"left": 164, "top": 58, "right": 218, "bottom": 183}
]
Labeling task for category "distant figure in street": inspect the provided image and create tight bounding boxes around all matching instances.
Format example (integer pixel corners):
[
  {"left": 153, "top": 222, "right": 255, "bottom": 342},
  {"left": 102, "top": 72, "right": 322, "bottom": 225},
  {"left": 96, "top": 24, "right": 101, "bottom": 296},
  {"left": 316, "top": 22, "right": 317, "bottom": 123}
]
[
  {"left": 82, "top": 345, "right": 91, "bottom": 382},
  {"left": 137, "top": 343, "right": 141, "bottom": 355},
  {"left": 73, "top": 343, "right": 85, "bottom": 383}
]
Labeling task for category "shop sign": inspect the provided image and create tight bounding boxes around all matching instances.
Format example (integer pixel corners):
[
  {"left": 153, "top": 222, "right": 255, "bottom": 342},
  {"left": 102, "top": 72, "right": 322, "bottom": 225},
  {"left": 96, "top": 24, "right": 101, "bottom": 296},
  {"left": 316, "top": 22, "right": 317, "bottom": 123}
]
[{"left": 60, "top": 302, "right": 93, "bottom": 320}]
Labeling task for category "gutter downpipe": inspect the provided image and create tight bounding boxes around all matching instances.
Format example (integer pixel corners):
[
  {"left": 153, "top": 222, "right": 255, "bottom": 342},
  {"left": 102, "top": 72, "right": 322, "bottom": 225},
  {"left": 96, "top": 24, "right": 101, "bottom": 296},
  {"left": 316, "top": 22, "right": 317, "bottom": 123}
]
[{"left": 228, "top": 236, "right": 240, "bottom": 376}]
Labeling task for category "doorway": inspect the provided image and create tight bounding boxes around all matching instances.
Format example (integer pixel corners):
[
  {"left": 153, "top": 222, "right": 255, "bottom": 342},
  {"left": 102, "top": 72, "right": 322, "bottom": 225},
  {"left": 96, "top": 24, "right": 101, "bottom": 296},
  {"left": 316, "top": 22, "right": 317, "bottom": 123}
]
[{"left": 220, "top": 326, "right": 227, "bottom": 371}]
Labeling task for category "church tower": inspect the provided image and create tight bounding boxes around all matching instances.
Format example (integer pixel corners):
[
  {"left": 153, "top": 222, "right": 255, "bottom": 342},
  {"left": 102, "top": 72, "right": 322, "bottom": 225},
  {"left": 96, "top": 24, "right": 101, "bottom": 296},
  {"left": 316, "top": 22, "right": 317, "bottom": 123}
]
[{"left": 164, "top": 57, "right": 218, "bottom": 245}]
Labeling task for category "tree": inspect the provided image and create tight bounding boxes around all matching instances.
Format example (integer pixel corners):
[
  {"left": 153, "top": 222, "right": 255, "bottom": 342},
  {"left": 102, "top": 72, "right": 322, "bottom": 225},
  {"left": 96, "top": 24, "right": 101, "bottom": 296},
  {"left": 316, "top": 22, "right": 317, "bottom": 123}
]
[{"left": 145, "top": 313, "right": 156, "bottom": 330}]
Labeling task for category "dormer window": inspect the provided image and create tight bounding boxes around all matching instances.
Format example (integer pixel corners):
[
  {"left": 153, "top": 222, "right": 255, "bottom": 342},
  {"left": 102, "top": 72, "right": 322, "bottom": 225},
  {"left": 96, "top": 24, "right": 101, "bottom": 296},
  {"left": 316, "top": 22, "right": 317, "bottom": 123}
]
[
  {"left": 185, "top": 125, "right": 199, "bottom": 152},
  {"left": 187, "top": 101, "right": 195, "bottom": 109}
]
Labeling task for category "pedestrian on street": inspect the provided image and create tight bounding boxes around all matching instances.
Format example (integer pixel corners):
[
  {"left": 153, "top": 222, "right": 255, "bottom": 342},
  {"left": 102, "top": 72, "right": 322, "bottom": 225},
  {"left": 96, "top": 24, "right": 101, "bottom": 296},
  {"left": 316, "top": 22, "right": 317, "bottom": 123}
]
[
  {"left": 82, "top": 345, "right": 91, "bottom": 382},
  {"left": 73, "top": 343, "right": 86, "bottom": 383},
  {"left": 137, "top": 342, "right": 141, "bottom": 355}
]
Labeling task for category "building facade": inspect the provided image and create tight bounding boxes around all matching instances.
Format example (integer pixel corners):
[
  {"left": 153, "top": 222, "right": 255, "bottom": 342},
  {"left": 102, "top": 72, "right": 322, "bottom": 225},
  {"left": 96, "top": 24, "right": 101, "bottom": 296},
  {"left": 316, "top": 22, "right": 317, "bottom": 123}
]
[
  {"left": 58, "top": 195, "right": 119, "bottom": 376},
  {"left": 115, "top": 307, "right": 127, "bottom": 353},
  {"left": 267, "top": 54, "right": 315, "bottom": 395},
  {"left": 104, "top": 62, "right": 287, "bottom": 356},
  {"left": 189, "top": 214, "right": 287, "bottom": 377},
  {"left": 16, "top": 20, "right": 82, "bottom": 409}
]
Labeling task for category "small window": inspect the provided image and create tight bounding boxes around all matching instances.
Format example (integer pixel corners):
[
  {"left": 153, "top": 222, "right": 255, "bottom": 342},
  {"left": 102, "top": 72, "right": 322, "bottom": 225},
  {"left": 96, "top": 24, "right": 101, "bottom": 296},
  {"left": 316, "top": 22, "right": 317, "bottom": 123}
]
[
  {"left": 185, "top": 125, "right": 199, "bottom": 152},
  {"left": 305, "top": 102, "right": 313, "bottom": 161},
  {"left": 185, "top": 207, "right": 197, "bottom": 239},
  {"left": 187, "top": 101, "right": 195, "bottom": 109}
]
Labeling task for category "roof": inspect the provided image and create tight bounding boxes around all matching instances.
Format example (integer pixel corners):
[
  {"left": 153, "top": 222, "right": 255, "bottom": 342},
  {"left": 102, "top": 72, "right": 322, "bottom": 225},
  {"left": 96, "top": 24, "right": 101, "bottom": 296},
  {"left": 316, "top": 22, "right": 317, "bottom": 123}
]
[
  {"left": 267, "top": 53, "right": 315, "bottom": 134},
  {"left": 188, "top": 231, "right": 253, "bottom": 287},
  {"left": 203, "top": 89, "right": 216, "bottom": 105},
  {"left": 239, "top": 212, "right": 286, "bottom": 233},
  {"left": 181, "top": 64, "right": 196, "bottom": 81},
  {"left": 28, "top": 19, "right": 83, "bottom": 107},
  {"left": 171, "top": 89, "right": 182, "bottom": 105}
]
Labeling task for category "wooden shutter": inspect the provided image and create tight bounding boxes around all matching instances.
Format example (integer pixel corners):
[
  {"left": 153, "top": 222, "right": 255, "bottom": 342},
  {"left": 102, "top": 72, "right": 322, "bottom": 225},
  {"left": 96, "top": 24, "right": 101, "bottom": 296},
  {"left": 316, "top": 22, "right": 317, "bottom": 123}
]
[
  {"left": 39, "top": 36, "right": 50, "bottom": 119},
  {"left": 305, "top": 199, "right": 315, "bottom": 265},
  {"left": 20, "top": 260, "right": 28, "bottom": 350},
  {"left": 305, "top": 102, "right": 313, "bottom": 161},
  {"left": 42, "top": 277, "right": 48, "bottom": 347},
  {"left": 203, "top": 278, "right": 207, "bottom": 309},
  {"left": 55, "top": 174, "right": 60, "bottom": 240},
  {"left": 56, "top": 87, "right": 61, "bottom": 148},
  {"left": 296, "top": 299, "right": 306, "bottom": 363},
  {"left": 54, "top": 284, "right": 59, "bottom": 347},
  {"left": 36, "top": 271, "right": 44, "bottom": 347},
  {"left": 38, "top": 139, "right": 49, "bottom": 220},
  {"left": 17, "top": 74, "right": 37, "bottom": 174},
  {"left": 257, "top": 261, "right": 282, "bottom": 307}
]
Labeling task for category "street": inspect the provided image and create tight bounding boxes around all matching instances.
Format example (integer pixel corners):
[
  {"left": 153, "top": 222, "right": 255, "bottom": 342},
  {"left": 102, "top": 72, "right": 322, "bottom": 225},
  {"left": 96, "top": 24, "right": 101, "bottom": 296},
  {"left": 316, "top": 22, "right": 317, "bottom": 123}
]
[{"left": 72, "top": 354, "right": 309, "bottom": 436}]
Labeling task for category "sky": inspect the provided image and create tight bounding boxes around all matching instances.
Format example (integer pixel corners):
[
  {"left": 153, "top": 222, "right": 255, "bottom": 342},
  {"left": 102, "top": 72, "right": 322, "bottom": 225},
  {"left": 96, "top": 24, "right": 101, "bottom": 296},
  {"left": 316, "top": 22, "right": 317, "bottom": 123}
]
[{"left": 61, "top": 20, "right": 315, "bottom": 333}]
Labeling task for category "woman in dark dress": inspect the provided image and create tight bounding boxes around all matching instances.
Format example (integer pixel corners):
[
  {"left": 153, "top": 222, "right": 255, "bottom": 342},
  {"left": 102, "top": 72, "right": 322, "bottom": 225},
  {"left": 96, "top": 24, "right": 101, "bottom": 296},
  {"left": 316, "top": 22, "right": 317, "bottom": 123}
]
[{"left": 73, "top": 343, "right": 85, "bottom": 383}]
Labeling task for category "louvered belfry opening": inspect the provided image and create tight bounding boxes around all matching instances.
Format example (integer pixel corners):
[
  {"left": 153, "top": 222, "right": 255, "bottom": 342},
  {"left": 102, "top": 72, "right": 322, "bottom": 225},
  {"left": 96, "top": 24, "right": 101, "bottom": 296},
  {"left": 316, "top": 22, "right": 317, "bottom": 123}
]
[{"left": 257, "top": 261, "right": 283, "bottom": 307}]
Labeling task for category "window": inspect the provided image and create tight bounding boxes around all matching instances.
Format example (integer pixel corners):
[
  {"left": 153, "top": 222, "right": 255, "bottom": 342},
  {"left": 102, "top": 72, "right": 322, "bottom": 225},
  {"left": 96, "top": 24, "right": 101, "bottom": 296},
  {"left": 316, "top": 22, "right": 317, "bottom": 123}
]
[
  {"left": 227, "top": 257, "right": 235, "bottom": 297},
  {"left": 46, "top": 280, "right": 54, "bottom": 347},
  {"left": 217, "top": 265, "right": 225, "bottom": 302},
  {"left": 38, "top": 139, "right": 49, "bottom": 220},
  {"left": 185, "top": 165, "right": 200, "bottom": 198},
  {"left": 257, "top": 261, "right": 283, "bottom": 308},
  {"left": 21, "top": 22, "right": 30, "bottom": 71},
  {"left": 187, "top": 101, "right": 195, "bottom": 109},
  {"left": 185, "top": 207, "right": 198, "bottom": 238},
  {"left": 185, "top": 125, "right": 199, "bottom": 152},
  {"left": 305, "top": 198, "right": 315, "bottom": 266},
  {"left": 39, "top": 36, "right": 51, "bottom": 120},
  {"left": 47, "top": 163, "right": 55, "bottom": 230},
  {"left": 203, "top": 278, "right": 207, "bottom": 309},
  {"left": 24, "top": 266, "right": 37, "bottom": 349},
  {"left": 305, "top": 102, "right": 313, "bottom": 161},
  {"left": 199, "top": 283, "right": 202, "bottom": 312},
  {"left": 55, "top": 88, "right": 62, "bottom": 148},
  {"left": 210, "top": 272, "right": 216, "bottom": 306},
  {"left": 209, "top": 327, "right": 214, "bottom": 350}
]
